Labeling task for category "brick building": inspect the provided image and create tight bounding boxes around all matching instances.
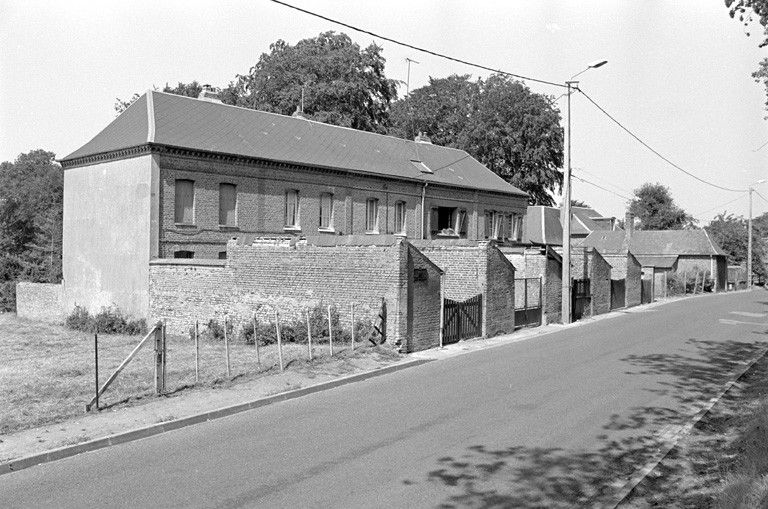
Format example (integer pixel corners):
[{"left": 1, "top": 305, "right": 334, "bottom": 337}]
[{"left": 55, "top": 90, "right": 528, "bottom": 319}]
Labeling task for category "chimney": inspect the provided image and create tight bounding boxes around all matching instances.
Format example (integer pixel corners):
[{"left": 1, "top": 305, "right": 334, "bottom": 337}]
[
  {"left": 414, "top": 131, "right": 432, "bottom": 144},
  {"left": 625, "top": 210, "right": 634, "bottom": 237},
  {"left": 198, "top": 84, "right": 222, "bottom": 103}
]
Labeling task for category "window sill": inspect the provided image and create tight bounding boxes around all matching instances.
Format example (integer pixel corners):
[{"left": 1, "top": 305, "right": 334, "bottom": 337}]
[
  {"left": 318, "top": 227, "right": 336, "bottom": 233},
  {"left": 283, "top": 226, "right": 302, "bottom": 232},
  {"left": 436, "top": 233, "right": 461, "bottom": 239},
  {"left": 174, "top": 223, "right": 197, "bottom": 228},
  {"left": 365, "top": 230, "right": 380, "bottom": 235}
]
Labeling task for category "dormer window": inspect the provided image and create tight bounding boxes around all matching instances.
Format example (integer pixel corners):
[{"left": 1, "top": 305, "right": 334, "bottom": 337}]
[{"left": 411, "top": 160, "right": 433, "bottom": 174}]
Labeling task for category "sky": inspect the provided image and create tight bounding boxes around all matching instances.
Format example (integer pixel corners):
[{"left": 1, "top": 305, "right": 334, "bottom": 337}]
[{"left": 1, "top": 0, "right": 767, "bottom": 222}]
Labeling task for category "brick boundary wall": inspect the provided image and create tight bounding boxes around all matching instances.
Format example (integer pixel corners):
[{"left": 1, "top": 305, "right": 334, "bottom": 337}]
[
  {"left": 625, "top": 253, "right": 642, "bottom": 307},
  {"left": 412, "top": 240, "right": 516, "bottom": 338},
  {"left": 570, "top": 248, "right": 612, "bottom": 317},
  {"left": 15, "top": 282, "right": 64, "bottom": 323},
  {"left": 500, "top": 247, "right": 560, "bottom": 325},
  {"left": 149, "top": 237, "right": 444, "bottom": 352}
]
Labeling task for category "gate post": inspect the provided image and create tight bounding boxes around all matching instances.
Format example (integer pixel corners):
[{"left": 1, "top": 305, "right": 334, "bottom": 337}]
[{"left": 154, "top": 322, "right": 164, "bottom": 396}]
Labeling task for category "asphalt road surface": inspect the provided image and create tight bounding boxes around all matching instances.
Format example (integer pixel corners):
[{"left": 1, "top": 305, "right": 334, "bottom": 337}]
[{"left": 2, "top": 290, "right": 767, "bottom": 508}]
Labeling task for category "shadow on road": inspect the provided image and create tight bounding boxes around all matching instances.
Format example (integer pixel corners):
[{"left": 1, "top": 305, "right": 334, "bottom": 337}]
[{"left": 405, "top": 337, "right": 767, "bottom": 508}]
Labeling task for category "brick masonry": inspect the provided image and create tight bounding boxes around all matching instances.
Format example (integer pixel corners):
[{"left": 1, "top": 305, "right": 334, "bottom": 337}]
[
  {"left": 412, "top": 240, "right": 516, "bottom": 338},
  {"left": 15, "top": 282, "right": 64, "bottom": 322},
  {"left": 502, "top": 247, "right": 561, "bottom": 325},
  {"left": 149, "top": 237, "right": 445, "bottom": 352},
  {"left": 571, "top": 248, "right": 611, "bottom": 317},
  {"left": 625, "top": 254, "right": 642, "bottom": 307}
]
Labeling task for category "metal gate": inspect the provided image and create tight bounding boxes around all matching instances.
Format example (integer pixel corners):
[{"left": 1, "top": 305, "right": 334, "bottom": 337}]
[
  {"left": 611, "top": 279, "right": 626, "bottom": 309},
  {"left": 442, "top": 294, "right": 483, "bottom": 344},
  {"left": 572, "top": 278, "right": 591, "bottom": 321},
  {"left": 515, "top": 277, "right": 542, "bottom": 329}
]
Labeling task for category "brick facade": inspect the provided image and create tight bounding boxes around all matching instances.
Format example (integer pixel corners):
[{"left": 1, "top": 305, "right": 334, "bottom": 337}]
[
  {"left": 149, "top": 237, "right": 443, "bottom": 352},
  {"left": 626, "top": 254, "right": 642, "bottom": 307},
  {"left": 501, "top": 247, "right": 561, "bottom": 325},
  {"left": 15, "top": 282, "right": 64, "bottom": 323},
  {"left": 158, "top": 153, "right": 527, "bottom": 260},
  {"left": 570, "top": 248, "right": 611, "bottom": 316}
]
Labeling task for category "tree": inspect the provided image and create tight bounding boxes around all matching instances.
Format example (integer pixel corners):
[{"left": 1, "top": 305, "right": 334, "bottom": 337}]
[
  {"left": 0, "top": 150, "right": 63, "bottom": 310},
  {"left": 388, "top": 74, "right": 564, "bottom": 206},
  {"left": 726, "top": 0, "right": 768, "bottom": 113},
  {"left": 225, "top": 32, "right": 399, "bottom": 133},
  {"left": 629, "top": 182, "right": 694, "bottom": 230},
  {"left": 706, "top": 211, "right": 767, "bottom": 279},
  {"left": 114, "top": 82, "right": 205, "bottom": 115},
  {"left": 571, "top": 199, "right": 591, "bottom": 208}
]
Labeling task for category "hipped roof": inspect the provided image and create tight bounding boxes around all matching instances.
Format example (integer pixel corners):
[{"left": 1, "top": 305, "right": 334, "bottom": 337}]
[
  {"left": 62, "top": 91, "right": 527, "bottom": 196},
  {"left": 524, "top": 205, "right": 618, "bottom": 245},
  {"left": 583, "top": 229, "right": 727, "bottom": 257}
]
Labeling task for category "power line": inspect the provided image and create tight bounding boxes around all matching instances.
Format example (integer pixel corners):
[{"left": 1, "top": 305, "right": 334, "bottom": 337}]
[
  {"left": 268, "top": 0, "right": 567, "bottom": 89},
  {"left": 571, "top": 172, "right": 633, "bottom": 201},
  {"left": 753, "top": 139, "right": 768, "bottom": 152},
  {"left": 692, "top": 192, "right": 748, "bottom": 217},
  {"left": 755, "top": 189, "right": 768, "bottom": 205},
  {"left": 577, "top": 88, "right": 748, "bottom": 193},
  {"left": 573, "top": 166, "right": 634, "bottom": 196}
]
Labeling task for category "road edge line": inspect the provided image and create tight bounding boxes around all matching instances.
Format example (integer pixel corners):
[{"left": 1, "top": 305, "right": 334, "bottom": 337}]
[
  {"left": 609, "top": 343, "right": 768, "bottom": 508},
  {"left": 0, "top": 358, "right": 431, "bottom": 477}
]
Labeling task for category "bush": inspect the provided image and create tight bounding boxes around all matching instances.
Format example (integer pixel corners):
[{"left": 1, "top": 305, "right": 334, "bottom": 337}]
[
  {"left": 65, "top": 305, "right": 147, "bottom": 335},
  {"left": 0, "top": 281, "right": 16, "bottom": 312}
]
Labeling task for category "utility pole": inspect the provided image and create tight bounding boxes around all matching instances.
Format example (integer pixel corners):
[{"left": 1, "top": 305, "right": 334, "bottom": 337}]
[
  {"left": 748, "top": 186, "right": 753, "bottom": 288},
  {"left": 405, "top": 58, "right": 419, "bottom": 97},
  {"left": 561, "top": 81, "right": 575, "bottom": 324}
]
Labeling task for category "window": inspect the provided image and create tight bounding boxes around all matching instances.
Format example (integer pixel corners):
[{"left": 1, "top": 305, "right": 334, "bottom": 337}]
[
  {"left": 484, "top": 211, "right": 493, "bottom": 239},
  {"left": 218, "top": 251, "right": 227, "bottom": 260},
  {"left": 285, "top": 190, "right": 300, "bottom": 228},
  {"left": 394, "top": 201, "right": 406, "bottom": 235},
  {"left": 506, "top": 214, "right": 515, "bottom": 240},
  {"left": 219, "top": 183, "right": 237, "bottom": 227},
  {"left": 512, "top": 214, "right": 523, "bottom": 241},
  {"left": 174, "top": 179, "right": 194, "bottom": 224},
  {"left": 366, "top": 198, "right": 379, "bottom": 233},
  {"left": 457, "top": 209, "right": 468, "bottom": 237},
  {"left": 319, "top": 193, "right": 333, "bottom": 230},
  {"left": 434, "top": 207, "right": 459, "bottom": 236},
  {"left": 492, "top": 212, "right": 503, "bottom": 240},
  {"left": 174, "top": 250, "right": 194, "bottom": 259}
]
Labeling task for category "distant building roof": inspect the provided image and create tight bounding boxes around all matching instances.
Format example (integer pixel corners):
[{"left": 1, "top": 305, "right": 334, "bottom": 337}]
[
  {"left": 583, "top": 229, "right": 727, "bottom": 257},
  {"left": 634, "top": 255, "right": 679, "bottom": 269},
  {"left": 61, "top": 91, "right": 527, "bottom": 197},
  {"left": 523, "top": 205, "right": 619, "bottom": 246}
]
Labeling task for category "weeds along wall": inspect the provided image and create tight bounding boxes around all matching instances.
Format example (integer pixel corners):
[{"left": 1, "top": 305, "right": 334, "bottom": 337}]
[{"left": 149, "top": 237, "right": 433, "bottom": 350}]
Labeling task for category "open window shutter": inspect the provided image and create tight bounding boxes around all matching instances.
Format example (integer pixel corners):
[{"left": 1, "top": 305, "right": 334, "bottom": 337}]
[
  {"left": 458, "top": 209, "right": 468, "bottom": 235},
  {"left": 430, "top": 208, "right": 439, "bottom": 236}
]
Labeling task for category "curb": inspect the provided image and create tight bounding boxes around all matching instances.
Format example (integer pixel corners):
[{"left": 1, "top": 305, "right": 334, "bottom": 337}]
[
  {"left": 0, "top": 358, "right": 431, "bottom": 476},
  {"left": 609, "top": 342, "right": 768, "bottom": 508}
]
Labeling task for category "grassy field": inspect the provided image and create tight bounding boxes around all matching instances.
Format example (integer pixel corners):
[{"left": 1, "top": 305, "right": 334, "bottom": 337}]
[{"left": 0, "top": 313, "right": 392, "bottom": 435}]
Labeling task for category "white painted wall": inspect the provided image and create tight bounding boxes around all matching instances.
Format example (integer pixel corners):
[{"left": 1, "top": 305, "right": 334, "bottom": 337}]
[{"left": 62, "top": 155, "right": 156, "bottom": 318}]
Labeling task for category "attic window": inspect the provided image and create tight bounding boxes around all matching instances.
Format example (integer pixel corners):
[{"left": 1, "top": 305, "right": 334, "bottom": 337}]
[{"left": 411, "top": 160, "right": 433, "bottom": 174}]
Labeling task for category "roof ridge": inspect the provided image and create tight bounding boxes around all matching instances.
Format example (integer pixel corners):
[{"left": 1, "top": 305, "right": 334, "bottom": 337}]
[{"left": 150, "top": 90, "right": 471, "bottom": 156}]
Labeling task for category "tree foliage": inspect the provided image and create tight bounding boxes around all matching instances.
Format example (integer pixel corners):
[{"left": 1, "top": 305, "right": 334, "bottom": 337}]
[
  {"left": 115, "top": 81, "right": 205, "bottom": 115},
  {"left": 388, "top": 74, "right": 564, "bottom": 206},
  {"left": 0, "top": 150, "right": 63, "bottom": 310},
  {"left": 629, "top": 182, "right": 694, "bottom": 230},
  {"left": 223, "top": 31, "right": 398, "bottom": 133},
  {"left": 726, "top": 0, "right": 768, "bottom": 113},
  {"left": 571, "top": 199, "right": 591, "bottom": 208},
  {"left": 706, "top": 211, "right": 767, "bottom": 278}
]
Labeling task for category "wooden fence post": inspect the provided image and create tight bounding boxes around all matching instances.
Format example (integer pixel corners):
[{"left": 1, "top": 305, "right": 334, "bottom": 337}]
[
  {"left": 94, "top": 333, "right": 99, "bottom": 411},
  {"left": 253, "top": 312, "right": 261, "bottom": 367},
  {"left": 154, "top": 322, "right": 163, "bottom": 395},
  {"left": 162, "top": 320, "right": 167, "bottom": 393},
  {"left": 327, "top": 305, "right": 334, "bottom": 357},
  {"left": 350, "top": 303, "right": 355, "bottom": 351},
  {"left": 194, "top": 320, "right": 199, "bottom": 383},
  {"left": 274, "top": 310, "right": 283, "bottom": 371},
  {"left": 224, "top": 316, "right": 231, "bottom": 378},
  {"left": 306, "top": 309, "right": 313, "bottom": 361}
]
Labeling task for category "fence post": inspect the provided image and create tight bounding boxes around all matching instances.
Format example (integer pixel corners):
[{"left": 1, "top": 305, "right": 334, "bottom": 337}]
[
  {"left": 154, "top": 322, "right": 163, "bottom": 396},
  {"left": 224, "top": 316, "right": 231, "bottom": 378},
  {"left": 274, "top": 310, "right": 283, "bottom": 371},
  {"left": 253, "top": 312, "right": 261, "bottom": 367},
  {"left": 327, "top": 305, "right": 334, "bottom": 357},
  {"left": 350, "top": 303, "right": 355, "bottom": 351},
  {"left": 161, "top": 320, "right": 167, "bottom": 393},
  {"left": 306, "top": 308, "right": 313, "bottom": 361},
  {"left": 194, "top": 320, "right": 199, "bottom": 383},
  {"left": 94, "top": 333, "right": 99, "bottom": 411}
]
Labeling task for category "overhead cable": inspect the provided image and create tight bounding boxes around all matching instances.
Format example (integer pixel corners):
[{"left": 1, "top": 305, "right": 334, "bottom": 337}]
[
  {"left": 268, "top": 0, "right": 567, "bottom": 89},
  {"left": 578, "top": 88, "right": 747, "bottom": 193},
  {"left": 571, "top": 173, "right": 633, "bottom": 201}
]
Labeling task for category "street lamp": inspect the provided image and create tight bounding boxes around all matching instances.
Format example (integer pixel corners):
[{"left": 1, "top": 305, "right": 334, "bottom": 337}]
[
  {"left": 748, "top": 178, "right": 767, "bottom": 288},
  {"left": 561, "top": 60, "right": 607, "bottom": 324}
]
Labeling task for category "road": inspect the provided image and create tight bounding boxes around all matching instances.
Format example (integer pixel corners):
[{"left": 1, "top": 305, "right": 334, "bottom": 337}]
[{"left": 2, "top": 291, "right": 767, "bottom": 508}]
